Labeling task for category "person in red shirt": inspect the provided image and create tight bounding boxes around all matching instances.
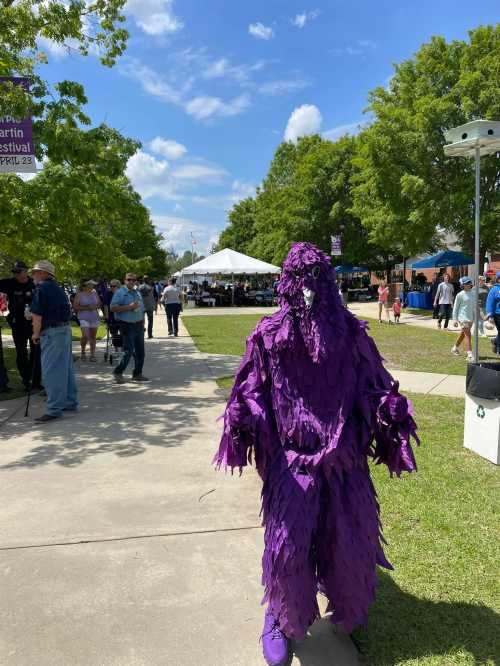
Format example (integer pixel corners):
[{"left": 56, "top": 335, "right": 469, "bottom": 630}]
[{"left": 393, "top": 297, "right": 401, "bottom": 323}]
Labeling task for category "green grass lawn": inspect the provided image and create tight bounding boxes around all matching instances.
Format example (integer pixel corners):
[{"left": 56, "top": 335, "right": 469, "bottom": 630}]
[
  {"left": 354, "top": 393, "right": 499, "bottom": 665},
  {"left": 183, "top": 314, "right": 498, "bottom": 375},
  {"left": 214, "top": 380, "right": 500, "bottom": 663}
]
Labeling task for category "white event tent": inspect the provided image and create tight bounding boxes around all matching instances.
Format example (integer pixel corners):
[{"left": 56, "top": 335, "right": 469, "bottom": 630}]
[{"left": 175, "top": 248, "right": 281, "bottom": 281}]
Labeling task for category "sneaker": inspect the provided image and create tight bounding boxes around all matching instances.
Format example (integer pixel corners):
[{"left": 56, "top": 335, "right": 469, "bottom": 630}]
[
  {"left": 451, "top": 346, "right": 460, "bottom": 356},
  {"left": 466, "top": 351, "right": 474, "bottom": 361},
  {"left": 262, "top": 610, "right": 290, "bottom": 666},
  {"left": 113, "top": 373, "right": 126, "bottom": 384},
  {"left": 34, "top": 414, "right": 60, "bottom": 423},
  {"left": 131, "top": 375, "right": 150, "bottom": 382}
]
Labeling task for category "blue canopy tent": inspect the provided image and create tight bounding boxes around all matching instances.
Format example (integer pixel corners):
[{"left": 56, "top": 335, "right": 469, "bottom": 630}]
[
  {"left": 334, "top": 264, "right": 369, "bottom": 274},
  {"left": 411, "top": 250, "right": 474, "bottom": 269}
]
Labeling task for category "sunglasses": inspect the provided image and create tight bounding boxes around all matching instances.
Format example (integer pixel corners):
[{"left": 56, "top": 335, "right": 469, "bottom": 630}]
[{"left": 126, "top": 278, "right": 137, "bottom": 282}]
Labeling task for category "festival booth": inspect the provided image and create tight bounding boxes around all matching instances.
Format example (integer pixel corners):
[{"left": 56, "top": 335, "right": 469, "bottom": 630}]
[
  {"left": 177, "top": 248, "right": 281, "bottom": 307},
  {"left": 407, "top": 250, "right": 474, "bottom": 309},
  {"left": 335, "top": 265, "right": 371, "bottom": 301}
]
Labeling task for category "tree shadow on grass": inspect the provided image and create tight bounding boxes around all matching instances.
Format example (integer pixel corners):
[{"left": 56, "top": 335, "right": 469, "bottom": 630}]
[{"left": 353, "top": 572, "right": 500, "bottom": 665}]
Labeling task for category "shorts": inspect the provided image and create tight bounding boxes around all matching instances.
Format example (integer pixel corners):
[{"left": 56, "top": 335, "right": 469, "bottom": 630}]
[{"left": 80, "top": 319, "right": 99, "bottom": 329}]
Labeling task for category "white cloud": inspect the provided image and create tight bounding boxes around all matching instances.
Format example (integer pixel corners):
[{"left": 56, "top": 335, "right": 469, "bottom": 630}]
[
  {"left": 284, "top": 104, "right": 322, "bottom": 142},
  {"left": 149, "top": 137, "right": 187, "bottom": 160},
  {"left": 120, "top": 58, "right": 184, "bottom": 105},
  {"left": 185, "top": 94, "right": 251, "bottom": 120},
  {"left": 331, "top": 40, "right": 377, "bottom": 56},
  {"left": 126, "top": 150, "right": 229, "bottom": 202},
  {"left": 37, "top": 36, "right": 70, "bottom": 59},
  {"left": 120, "top": 58, "right": 251, "bottom": 121},
  {"left": 249, "top": 22, "right": 274, "bottom": 40},
  {"left": 152, "top": 214, "right": 218, "bottom": 254},
  {"left": 126, "top": 151, "right": 177, "bottom": 201},
  {"left": 259, "top": 78, "right": 310, "bottom": 96},
  {"left": 323, "top": 122, "right": 362, "bottom": 141},
  {"left": 230, "top": 180, "right": 256, "bottom": 202},
  {"left": 292, "top": 10, "right": 320, "bottom": 28},
  {"left": 126, "top": 0, "right": 183, "bottom": 36},
  {"left": 171, "top": 163, "right": 228, "bottom": 182}
]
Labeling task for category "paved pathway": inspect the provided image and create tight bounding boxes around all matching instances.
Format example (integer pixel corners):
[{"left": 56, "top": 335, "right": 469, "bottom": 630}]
[{"left": 0, "top": 313, "right": 359, "bottom": 666}]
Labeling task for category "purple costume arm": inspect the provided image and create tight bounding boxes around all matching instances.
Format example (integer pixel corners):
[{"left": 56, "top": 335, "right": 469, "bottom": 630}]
[
  {"left": 214, "top": 334, "right": 272, "bottom": 474},
  {"left": 357, "top": 327, "right": 419, "bottom": 476}
]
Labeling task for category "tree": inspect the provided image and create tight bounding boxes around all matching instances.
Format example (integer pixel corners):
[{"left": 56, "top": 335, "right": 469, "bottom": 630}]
[
  {"left": 352, "top": 25, "right": 500, "bottom": 261},
  {"left": 217, "top": 197, "right": 257, "bottom": 254},
  {"left": 219, "top": 134, "right": 382, "bottom": 267},
  {"left": 1, "top": 124, "right": 167, "bottom": 280}
]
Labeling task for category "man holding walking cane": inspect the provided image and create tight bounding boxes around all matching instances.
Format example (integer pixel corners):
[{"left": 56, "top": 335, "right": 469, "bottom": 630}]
[{"left": 30, "top": 260, "right": 78, "bottom": 423}]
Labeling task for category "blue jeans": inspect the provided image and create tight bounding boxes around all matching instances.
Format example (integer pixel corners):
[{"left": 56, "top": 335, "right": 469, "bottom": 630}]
[
  {"left": 40, "top": 324, "right": 78, "bottom": 416},
  {"left": 493, "top": 314, "right": 500, "bottom": 353},
  {"left": 165, "top": 303, "right": 181, "bottom": 335},
  {"left": 114, "top": 321, "right": 145, "bottom": 376}
]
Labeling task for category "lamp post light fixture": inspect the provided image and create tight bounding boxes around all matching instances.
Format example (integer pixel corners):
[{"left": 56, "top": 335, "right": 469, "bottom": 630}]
[{"left": 443, "top": 120, "right": 500, "bottom": 363}]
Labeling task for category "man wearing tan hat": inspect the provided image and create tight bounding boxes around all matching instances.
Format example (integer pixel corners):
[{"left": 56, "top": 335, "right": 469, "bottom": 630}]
[{"left": 30, "top": 260, "right": 78, "bottom": 423}]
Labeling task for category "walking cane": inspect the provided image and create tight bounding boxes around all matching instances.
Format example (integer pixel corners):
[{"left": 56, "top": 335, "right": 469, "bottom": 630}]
[{"left": 25, "top": 341, "right": 40, "bottom": 418}]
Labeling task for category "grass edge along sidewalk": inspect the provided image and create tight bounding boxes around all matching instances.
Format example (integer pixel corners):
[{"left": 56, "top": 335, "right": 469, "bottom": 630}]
[{"left": 183, "top": 313, "right": 498, "bottom": 376}]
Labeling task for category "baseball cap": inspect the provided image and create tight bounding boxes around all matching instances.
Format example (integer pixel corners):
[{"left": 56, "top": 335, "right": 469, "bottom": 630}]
[
  {"left": 110, "top": 279, "right": 121, "bottom": 287},
  {"left": 459, "top": 276, "right": 472, "bottom": 286},
  {"left": 11, "top": 260, "right": 28, "bottom": 273},
  {"left": 31, "top": 260, "right": 56, "bottom": 276}
]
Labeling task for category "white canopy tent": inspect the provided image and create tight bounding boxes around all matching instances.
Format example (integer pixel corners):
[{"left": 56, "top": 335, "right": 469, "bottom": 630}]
[{"left": 176, "top": 248, "right": 281, "bottom": 277}]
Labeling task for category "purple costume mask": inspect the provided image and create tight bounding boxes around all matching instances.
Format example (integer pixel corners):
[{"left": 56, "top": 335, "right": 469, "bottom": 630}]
[{"left": 215, "top": 242, "right": 419, "bottom": 641}]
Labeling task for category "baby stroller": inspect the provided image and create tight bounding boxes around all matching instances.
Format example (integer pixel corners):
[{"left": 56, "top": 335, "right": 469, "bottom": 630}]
[{"left": 104, "top": 321, "right": 123, "bottom": 365}]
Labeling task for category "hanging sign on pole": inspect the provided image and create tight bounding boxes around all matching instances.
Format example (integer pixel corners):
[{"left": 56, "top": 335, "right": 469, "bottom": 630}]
[
  {"left": 331, "top": 234, "right": 342, "bottom": 256},
  {"left": 0, "top": 77, "right": 36, "bottom": 174}
]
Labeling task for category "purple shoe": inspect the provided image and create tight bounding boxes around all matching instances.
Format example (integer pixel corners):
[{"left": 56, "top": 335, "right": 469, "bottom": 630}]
[{"left": 262, "top": 609, "right": 290, "bottom": 666}]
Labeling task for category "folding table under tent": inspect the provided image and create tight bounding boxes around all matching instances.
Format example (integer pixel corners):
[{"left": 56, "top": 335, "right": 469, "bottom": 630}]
[{"left": 177, "top": 248, "right": 281, "bottom": 305}]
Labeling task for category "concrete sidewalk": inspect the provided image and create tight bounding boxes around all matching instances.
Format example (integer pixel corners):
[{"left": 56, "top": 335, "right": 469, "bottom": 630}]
[{"left": 0, "top": 313, "right": 359, "bottom": 666}]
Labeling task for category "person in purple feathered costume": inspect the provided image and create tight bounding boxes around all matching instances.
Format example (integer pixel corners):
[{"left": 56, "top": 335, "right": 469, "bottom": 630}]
[{"left": 214, "top": 242, "right": 419, "bottom": 665}]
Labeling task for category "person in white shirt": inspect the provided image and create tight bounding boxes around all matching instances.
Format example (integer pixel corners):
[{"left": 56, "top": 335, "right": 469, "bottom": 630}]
[
  {"left": 433, "top": 273, "right": 455, "bottom": 329},
  {"left": 161, "top": 279, "right": 182, "bottom": 336}
]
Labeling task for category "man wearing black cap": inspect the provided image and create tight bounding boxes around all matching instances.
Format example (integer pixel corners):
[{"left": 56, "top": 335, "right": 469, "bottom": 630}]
[{"left": 0, "top": 260, "right": 42, "bottom": 390}]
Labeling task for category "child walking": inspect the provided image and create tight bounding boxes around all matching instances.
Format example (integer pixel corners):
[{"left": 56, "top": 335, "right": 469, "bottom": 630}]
[
  {"left": 451, "top": 276, "right": 476, "bottom": 361},
  {"left": 392, "top": 297, "right": 401, "bottom": 323}
]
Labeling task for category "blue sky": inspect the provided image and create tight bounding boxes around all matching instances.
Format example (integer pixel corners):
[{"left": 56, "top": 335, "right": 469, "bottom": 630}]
[{"left": 40, "top": 0, "right": 499, "bottom": 256}]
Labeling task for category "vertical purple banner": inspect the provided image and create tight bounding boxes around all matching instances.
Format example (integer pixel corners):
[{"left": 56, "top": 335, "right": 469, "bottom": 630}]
[
  {"left": 331, "top": 234, "right": 342, "bottom": 256},
  {"left": 0, "top": 77, "right": 36, "bottom": 173}
]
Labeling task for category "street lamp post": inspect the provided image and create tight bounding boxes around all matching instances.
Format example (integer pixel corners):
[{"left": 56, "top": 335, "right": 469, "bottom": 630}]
[{"left": 444, "top": 120, "right": 500, "bottom": 363}]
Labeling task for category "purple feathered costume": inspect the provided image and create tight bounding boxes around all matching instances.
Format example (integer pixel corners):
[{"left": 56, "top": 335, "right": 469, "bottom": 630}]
[{"left": 214, "top": 242, "right": 418, "bottom": 642}]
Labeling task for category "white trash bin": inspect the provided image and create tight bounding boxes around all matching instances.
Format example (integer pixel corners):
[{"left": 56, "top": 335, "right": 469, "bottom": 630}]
[{"left": 464, "top": 362, "right": 500, "bottom": 465}]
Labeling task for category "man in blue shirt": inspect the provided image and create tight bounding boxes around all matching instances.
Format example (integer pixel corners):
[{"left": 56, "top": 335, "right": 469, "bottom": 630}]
[
  {"left": 485, "top": 271, "right": 500, "bottom": 355},
  {"left": 110, "top": 273, "right": 149, "bottom": 383},
  {"left": 30, "top": 260, "right": 78, "bottom": 423}
]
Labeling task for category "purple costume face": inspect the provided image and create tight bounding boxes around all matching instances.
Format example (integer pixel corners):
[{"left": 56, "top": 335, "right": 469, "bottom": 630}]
[
  {"left": 278, "top": 243, "right": 340, "bottom": 310},
  {"left": 277, "top": 243, "right": 346, "bottom": 363}
]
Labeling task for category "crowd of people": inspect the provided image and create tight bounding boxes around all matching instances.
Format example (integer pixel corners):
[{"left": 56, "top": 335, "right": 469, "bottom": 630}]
[
  {"left": 0, "top": 261, "right": 184, "bottom": 421},
  {"left": 1, "top": 260, "right": 500, "bottom": 421},
  {"left": 374, "top": 271, "right": 500, "bottom": 360}
]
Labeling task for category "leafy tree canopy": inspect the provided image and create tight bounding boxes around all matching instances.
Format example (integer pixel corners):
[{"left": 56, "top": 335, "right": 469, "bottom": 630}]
[{"left": 351, "top": 25, "right": 500, "bottom": 258}]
